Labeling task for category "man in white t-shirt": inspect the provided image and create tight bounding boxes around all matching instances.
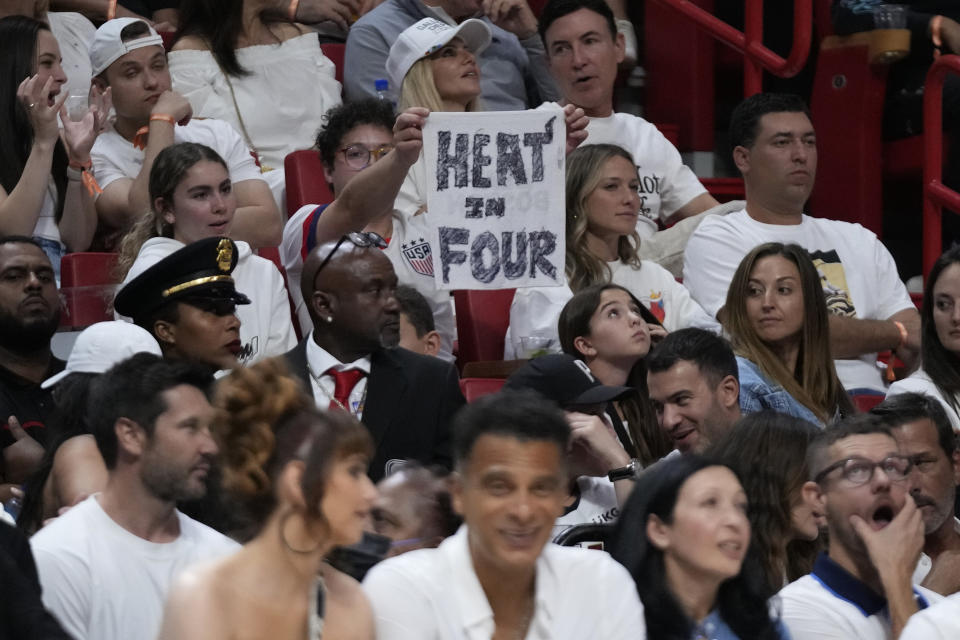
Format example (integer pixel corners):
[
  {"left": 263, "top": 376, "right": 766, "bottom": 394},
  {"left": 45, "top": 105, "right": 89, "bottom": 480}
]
[
  {"left": 87, "top": 18, "right": 281, "bottom": 249},
  {"left": 31, "top": 354, "right": 239, "bottom": 640},
  {"left": 538, "top": 0, "right": 720, "bottom": 272},
  {"left": 872, "top": 393, "right": 960, "bottom": 596},
  {"left": 363, "top": 389, "right": 646, "bottom": 639},
  {"left": 682, "top": 92, "right": 920, "bottom": 393},
  {"left": 778, "top": 414, "right": 940, "bottom": 639}
]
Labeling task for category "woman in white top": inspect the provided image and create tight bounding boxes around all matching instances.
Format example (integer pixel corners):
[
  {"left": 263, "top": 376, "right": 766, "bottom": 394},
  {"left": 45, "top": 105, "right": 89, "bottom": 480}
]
[
  {"left": 506, "top": 144, "right": 717, "bottom": 358},
  {"left": 0, "top": 15, "right": 109, "bottom": 276},
  {"left": 158, "top": 359, "right": 377, "bottom": 640},
  {"left": 888, "top": 246, "right": 960, "bottom": 430},
  {"left": 168, "top": 0, "right": 342, "bottom": 203},
  {"left": 117, "top": 142, "right": 296, "bottom": 365}
]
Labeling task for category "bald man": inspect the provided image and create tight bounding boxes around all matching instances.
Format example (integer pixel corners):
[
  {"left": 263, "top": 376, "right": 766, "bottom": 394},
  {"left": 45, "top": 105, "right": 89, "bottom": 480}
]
[{"left": 283, "top": 239, "right": 464, "bottom": 481}]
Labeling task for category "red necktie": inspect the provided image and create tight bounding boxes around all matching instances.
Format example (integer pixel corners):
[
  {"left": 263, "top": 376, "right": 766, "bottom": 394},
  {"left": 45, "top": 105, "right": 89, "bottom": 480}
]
[{"left": 326, "top": 368, "right": 365, "bottom": 412}]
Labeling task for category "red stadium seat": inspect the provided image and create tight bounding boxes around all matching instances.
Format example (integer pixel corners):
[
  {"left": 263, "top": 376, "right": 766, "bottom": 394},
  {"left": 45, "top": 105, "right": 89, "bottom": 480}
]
[
  {"left": 59, "top": 252, "right": 119, "bottom": 328},
  {"left": 453, "top": 288, "right": 516, "bottom": 367},
  {"left": 284, "top": 149, "right": 334, "bottom": 216},
  {"left": 852, "top": 393, "right": 884, "bottom": 412},
  {"left": 459, "top": 377, "right": 505, "bottom": 402},
  {"left": 320, "top": 42, "right": 345, "bottom": 85}
]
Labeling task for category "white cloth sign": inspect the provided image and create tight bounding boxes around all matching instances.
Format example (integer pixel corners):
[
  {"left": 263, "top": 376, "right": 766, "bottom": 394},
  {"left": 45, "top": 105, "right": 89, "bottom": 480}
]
[{"left": 423, "top": 109, "right": 566, "bottom": 290}]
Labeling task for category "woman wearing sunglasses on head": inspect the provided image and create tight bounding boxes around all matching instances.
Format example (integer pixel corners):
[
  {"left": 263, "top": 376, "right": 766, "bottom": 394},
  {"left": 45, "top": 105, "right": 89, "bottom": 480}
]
[{"left": 116, "top": 142, "right": 296, "bottom": 365}]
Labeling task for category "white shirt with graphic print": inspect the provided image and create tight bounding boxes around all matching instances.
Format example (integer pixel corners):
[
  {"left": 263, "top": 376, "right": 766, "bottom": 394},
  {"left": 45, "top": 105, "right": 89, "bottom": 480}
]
[{"left": 683, "top": 208, "right": 915, "bottom": 392}]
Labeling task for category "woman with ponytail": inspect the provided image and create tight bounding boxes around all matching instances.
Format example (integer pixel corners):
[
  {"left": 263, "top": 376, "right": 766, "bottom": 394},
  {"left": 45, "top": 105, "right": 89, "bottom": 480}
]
[{"left": 157, "top": 359, "right": 377, "bottom": 639}]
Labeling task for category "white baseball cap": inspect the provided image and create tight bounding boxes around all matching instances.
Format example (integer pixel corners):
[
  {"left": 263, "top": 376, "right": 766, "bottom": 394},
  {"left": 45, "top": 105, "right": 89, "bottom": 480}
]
[
  {"left": 42, "top": 321, "right": 163, "bottom": 389},
  {"left": 386, "top": 17, "right": 492, "bottom": 95},
  {"left": 89, "top": 18, "right": 165, "bottom": 76}
]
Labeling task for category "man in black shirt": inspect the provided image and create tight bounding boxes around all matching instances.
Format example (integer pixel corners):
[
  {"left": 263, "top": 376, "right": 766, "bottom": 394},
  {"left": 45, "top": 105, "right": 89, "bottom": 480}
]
[{"left": 0, "top": 238, "right": 64, "bottom": 504}]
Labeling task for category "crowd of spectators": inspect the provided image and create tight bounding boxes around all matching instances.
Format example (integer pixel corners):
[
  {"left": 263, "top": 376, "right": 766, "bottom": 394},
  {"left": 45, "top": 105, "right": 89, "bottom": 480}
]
[{"left": 4, "top": 0, "right": 960, "bottom": 638}]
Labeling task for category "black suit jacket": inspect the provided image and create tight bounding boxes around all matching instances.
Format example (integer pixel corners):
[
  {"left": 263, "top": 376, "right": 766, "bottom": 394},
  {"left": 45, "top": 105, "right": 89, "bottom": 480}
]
[{"left": 284, "top": 340, "right": 465, "bottom": 482}]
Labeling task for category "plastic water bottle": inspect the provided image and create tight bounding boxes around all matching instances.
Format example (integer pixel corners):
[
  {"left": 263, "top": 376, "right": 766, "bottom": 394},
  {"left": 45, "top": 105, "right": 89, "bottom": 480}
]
[{"left": 374, "top": 79, "right": 394, "bottom": 109}]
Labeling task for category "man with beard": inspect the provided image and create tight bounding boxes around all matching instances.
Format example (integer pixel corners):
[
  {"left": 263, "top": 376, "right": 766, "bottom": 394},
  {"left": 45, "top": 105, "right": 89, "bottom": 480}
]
[
  {"left": 778, "top": 414, "right": 941, "bottom": 639},
  {"left": 872, "top": 393, "right": 960, "bottom": 596},
  {"left": 284, "top": 234, "right": 464, "bottom": 481},
  {"left": 0, "top": 237, "right": 64, "bottom": 504},
  {"left": 30, "top": 354, "right": 238, "bottom": 640}
]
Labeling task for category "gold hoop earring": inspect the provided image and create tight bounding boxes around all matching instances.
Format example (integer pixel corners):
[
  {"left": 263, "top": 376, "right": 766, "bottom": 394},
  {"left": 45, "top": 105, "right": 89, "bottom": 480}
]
[{"left": 280, "top": 510, "right": 322, "bottom": 555}]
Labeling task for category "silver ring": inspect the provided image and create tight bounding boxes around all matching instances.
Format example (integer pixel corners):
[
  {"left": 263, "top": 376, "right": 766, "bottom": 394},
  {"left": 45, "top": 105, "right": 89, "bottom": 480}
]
[{"left": 27, "top": 102, "right": 35, "bottom": 109}]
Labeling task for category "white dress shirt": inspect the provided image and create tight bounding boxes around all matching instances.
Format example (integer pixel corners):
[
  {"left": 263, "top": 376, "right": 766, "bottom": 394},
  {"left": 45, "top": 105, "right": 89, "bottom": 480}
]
[
  {"left": 363, "top": 526, "right": 646, "bottom": 639},
  {"left": 304, "top": 332, "right": 371, "bottom": 418}
]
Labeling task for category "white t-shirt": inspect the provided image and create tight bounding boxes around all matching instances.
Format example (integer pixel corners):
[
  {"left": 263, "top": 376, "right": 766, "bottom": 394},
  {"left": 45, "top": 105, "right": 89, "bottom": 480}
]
[
  {"left": 120, "top": 237, "right": 297, "bottom": 364},
  {"left": 577, "top": 110, "right": 709, "bottom": 238},
  {"left": 778, "top": 554, "right": 941, "bottom": 640},
  {"left": 168, "top": 33, "right": 341, "bottom": 173},
  {"left": 281, "top": 205, "right": 456, "bottom": 362},
  {"left": 682, "top": 208, "right": 914, "bottom": 392},
  {"left": 35, "top": 182, "right": 60, "bottom": 244},
  {"left": 506, "top": 258, "right": 719, "bottom": 359},
  {"left": 887, "top": 369, "right": 960, "bottom": 431},
  {"left": 30, "top": 495, "right": 239, "bottom": 640},
  {"left": 90, "top": 118, "right": 264, "bottom": 194},
  {"left": 363, "top": 526, "right": 646, "bottom": 640},
  {"left": 899, "top": 591, "right": 960, "bottom": 639},
  {"left": 552, "top": 476, "right": 619, "bottom": 542}
]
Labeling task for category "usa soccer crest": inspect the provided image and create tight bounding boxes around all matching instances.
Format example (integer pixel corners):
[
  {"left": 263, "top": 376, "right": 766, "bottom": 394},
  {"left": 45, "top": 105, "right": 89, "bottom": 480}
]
[{"left": 401, "top": 237, "right": 434, "bottom": 278}]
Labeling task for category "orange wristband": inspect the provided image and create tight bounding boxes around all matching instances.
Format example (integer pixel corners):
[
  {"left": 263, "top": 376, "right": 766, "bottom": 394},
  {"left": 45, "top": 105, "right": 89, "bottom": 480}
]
[
  {"left": 288, "top": 0, "right": 300, "bottom": 21},
  {"left": 149, "top": 113, "right": 177, "bottom": 126},
  {"left": 932, "top": 15, "right": 944, "bottom": 58},
  {"left": 106, "top": 0, "right": 117, "bottom": 20},
  {"left": 893, "top": 320, "right": 908, "bottom": 351}
]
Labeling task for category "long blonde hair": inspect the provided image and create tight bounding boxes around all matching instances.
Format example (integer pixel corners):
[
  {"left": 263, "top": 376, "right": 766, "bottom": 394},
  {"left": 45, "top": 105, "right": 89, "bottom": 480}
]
[
  {"left": 398, "top": 57, "right": 482, "bottom": 112},
  {"left": 115, "top": 143, "right": 228, "bottom": 280},
  {"left": 723, "top": 242, "right": 853, "bottom": 422},
  {"left": 565, "top": 144, "right": 642, "bottom": 293}
]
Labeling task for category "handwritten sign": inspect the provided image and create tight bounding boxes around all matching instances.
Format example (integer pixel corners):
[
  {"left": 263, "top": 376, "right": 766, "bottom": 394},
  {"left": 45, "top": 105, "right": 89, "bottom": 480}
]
[{"left": 423, "top": 109, "right": 566, "bottom": 291}]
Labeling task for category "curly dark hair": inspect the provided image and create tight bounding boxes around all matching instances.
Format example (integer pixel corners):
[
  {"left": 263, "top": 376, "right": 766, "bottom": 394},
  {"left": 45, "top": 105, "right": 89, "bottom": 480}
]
[{"left": 314, "top": 98, "right": 395, "bottom": 170}]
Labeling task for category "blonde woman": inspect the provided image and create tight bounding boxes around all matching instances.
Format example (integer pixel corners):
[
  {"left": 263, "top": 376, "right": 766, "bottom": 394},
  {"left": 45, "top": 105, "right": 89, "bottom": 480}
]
[
  {"left": 722, "top": 242, "right": 854, "bottom": 424},
  {"left": 507, "top": 144, "right": 717, "bottom": 358}
]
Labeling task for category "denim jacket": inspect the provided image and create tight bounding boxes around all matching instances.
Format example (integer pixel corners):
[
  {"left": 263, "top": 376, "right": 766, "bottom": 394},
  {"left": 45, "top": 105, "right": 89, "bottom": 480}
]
[
  {"left": 735, "top": 356, "right": 822, "bottom": 427},
  {"left": 692, "top": 609, "right": 792, "bottom": 640}
]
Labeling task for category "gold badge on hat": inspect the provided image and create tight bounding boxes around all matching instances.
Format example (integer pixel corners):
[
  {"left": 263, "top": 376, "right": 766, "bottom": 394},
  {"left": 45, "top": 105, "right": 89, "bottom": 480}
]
[{"left": 216, "top": 238, "right": 233, "bottom": 272}]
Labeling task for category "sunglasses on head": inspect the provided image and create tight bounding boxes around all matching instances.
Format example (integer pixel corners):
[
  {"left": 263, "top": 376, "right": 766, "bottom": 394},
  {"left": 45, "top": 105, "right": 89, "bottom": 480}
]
[{"left": 313, "top": 232, "right": 388, "bottom": 285}]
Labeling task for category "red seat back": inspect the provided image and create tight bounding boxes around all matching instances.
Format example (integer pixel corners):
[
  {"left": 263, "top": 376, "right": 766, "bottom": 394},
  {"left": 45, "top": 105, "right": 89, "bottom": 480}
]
[
  {"left": 459, "top": 377, "right": 505, "bottom": 402},
  {"left": 852, "top": 393, "right": 884, "bottom": 412},
  {"left": 320, "top": 42, "right": 345, "bottom": 85},
  {"left": 453, "top": 289, "right": 516, "bottom": 366},
  {"left": 59, "top": 252, "right": 120, "bottom": 328},
  {"left": 284, "top": 149, "right": 334, "bottom": 216}
]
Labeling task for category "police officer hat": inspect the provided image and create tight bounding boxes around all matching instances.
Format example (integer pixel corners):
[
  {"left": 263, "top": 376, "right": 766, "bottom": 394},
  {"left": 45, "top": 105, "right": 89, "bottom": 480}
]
[{"left": 114, "top": 237, "right": 251, "bottom": 319}]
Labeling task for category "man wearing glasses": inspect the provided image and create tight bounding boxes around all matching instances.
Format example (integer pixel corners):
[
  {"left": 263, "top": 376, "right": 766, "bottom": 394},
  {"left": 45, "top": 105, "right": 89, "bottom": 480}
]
[
  {"left": 872, "top": 393, "right": 960, "bottom": 596},
  {"left": 280, "top": 98, "right": 456, "bottom": 360},
  {"left": 778, "top": 414, "right": 942, "bottom": 640},
  {"left": 284, "top": 232, "right": 465, "bottom": 482}
]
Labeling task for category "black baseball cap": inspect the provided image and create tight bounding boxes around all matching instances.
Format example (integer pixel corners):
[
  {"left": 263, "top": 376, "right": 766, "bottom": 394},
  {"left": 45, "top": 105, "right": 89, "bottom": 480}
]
[{"left": 504, "top": 354, "right": 632, "bottom": 408}]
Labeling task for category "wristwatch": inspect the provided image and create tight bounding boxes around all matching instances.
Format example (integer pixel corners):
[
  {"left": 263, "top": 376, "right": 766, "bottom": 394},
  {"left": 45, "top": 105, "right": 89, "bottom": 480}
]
[{"left": 608, "top": 459, "right": 642, "bottom": 482}]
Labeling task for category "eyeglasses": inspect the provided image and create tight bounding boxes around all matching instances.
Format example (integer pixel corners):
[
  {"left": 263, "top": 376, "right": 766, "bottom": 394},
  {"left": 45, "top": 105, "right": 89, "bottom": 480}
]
[
  {"left": 313, "top": 232, "right": 388, "bottom": 286},
  {"left": 338, "top": 144, "right": 394, "bottom": 170},
  {"left": 181, "top": 297, "right": 237, "bottom": 317},
  {"left": 814, "top": 455, "right": 913, "bottom": 486}
]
